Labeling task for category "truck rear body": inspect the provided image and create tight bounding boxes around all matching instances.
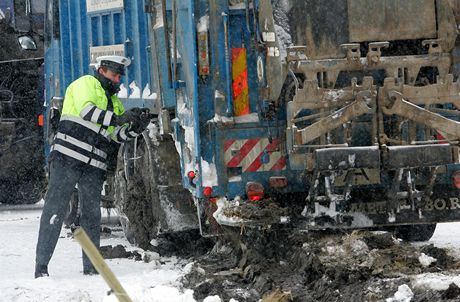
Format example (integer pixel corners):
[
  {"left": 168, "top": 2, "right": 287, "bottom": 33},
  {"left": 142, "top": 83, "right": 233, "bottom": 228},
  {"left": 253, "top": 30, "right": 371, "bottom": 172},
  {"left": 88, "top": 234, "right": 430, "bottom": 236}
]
[
  {"left": 44, "top": 0, "right": 460, "bottom": 237},
  {"left": 147, "top": 0, "right": 460, "bottom": 229}
]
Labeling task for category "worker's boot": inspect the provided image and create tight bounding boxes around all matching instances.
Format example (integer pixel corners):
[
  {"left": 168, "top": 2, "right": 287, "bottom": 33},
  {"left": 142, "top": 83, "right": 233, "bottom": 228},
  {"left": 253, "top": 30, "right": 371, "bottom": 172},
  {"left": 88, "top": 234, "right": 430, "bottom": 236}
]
[
  {"left": 83, "top": 266, "right": 99, "bottom": 275},
  {"left": 34, "top": 264, "right": 49, "bottom": 278},
  {"left": 82, "top": 250, "right": 99, "bottom": 275}
]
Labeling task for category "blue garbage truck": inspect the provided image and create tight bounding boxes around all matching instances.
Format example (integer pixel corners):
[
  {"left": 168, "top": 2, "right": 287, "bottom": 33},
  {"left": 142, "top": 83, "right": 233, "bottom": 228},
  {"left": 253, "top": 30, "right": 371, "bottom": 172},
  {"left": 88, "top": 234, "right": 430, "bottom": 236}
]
[
  {"left": 45, "top": 0, "right": 460, "bottom": 247},
  {"left": 0, "top": 0, "right": 45, "bottom": 204}
]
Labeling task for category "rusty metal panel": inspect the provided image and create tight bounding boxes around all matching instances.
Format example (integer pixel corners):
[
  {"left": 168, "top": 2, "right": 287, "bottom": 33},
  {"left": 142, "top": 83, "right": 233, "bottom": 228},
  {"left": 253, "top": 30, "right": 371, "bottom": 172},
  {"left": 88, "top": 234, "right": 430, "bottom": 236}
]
[
  {"left": 314, "top": 146, "right": 380, "bottom": 171},
  {"left": 282, "top": 0, "right": 349, "bottom": 59},
  {"left": 348, "top": 0, "right": 437, "bottom": 42},
  {"left": 448, "top": 0, "right": 460, "bottom": 23},
  {"left": 385, "top": 145, "right": 452, "bottom": 168}
]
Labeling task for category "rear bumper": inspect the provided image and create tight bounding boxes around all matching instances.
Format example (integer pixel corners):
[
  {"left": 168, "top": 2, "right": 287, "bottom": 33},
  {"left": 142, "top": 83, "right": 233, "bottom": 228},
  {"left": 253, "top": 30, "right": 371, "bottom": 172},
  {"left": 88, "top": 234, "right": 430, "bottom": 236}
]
[
  {"left": 214, "top": 187, "right": 460, "bottom": 229},
  {"left": 384, "top": 145, "right": 453, "bottom": 169},
  {"left": 313, "top": 144, "right": 453, "bottom": 171}
]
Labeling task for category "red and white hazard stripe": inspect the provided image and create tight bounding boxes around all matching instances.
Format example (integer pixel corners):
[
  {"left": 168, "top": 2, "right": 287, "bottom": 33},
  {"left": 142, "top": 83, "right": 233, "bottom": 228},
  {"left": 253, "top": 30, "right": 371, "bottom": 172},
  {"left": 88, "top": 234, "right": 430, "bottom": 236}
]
[{"left": 224, "top": 138, "right": 286, "bottom": 172}]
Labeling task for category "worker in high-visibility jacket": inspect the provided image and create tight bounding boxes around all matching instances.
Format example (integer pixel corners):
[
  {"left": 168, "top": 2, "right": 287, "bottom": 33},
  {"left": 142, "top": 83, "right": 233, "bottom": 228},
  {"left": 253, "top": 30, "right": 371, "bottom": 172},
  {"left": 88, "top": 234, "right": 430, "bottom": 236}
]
[{"left": 35, "top": 55, "right": 150, "bottom": 278}]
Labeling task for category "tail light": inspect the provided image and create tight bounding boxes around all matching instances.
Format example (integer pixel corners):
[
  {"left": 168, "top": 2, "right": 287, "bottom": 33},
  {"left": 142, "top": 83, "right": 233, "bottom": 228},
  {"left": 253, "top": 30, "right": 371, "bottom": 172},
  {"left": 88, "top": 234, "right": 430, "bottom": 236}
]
[
  {"left": 197, "top": 31, "right": 209, "bottom": 76},
  {"left": 203, "top": 186, "right": 213, "bottom": 197},
  {"left": 187, "top": 171, "right": 196, "bottom": 179},
  {"left": 187, "top": 171, "right": 197, "bottom": 187},
  {"left": 38, "top": 114, "right": 44, "bottom": 127},
  {"left": 246, "top": 182, "right": 264, "bottom": 201},
  {"left": 452, "top": 171, "right": 460, "bottom": 189}
]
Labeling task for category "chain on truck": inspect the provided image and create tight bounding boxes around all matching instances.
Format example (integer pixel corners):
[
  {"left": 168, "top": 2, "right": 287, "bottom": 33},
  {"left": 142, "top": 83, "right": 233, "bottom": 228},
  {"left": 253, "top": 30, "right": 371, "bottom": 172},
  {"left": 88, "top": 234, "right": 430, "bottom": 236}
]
[
  {"left": 0, "top": 0, "right": 45, "bottom": 205},
  {"left": 45, "top": 0, "right": 460, "bottom": 247}
]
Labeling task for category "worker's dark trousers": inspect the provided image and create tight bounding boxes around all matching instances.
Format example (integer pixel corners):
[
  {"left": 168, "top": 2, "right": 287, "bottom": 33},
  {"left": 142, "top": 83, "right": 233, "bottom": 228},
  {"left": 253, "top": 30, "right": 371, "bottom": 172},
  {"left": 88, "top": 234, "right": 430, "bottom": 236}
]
[{"left": 35, "top": 157, "right": 105, "bottom": 272}]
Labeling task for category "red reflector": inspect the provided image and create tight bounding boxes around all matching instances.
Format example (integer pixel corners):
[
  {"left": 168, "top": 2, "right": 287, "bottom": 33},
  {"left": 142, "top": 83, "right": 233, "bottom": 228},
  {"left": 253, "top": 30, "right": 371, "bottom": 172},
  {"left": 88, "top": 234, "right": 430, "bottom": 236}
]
[
  {"left": 187, "top": 171, "right": 196, "bottom": 179},
  {"left": 452, "top": 171, "right": 460, "bottom": 189},
  {"left": 436, "top": 132, "right": 449, "bottom": 144},
  {"left": 250, "top": 195, "right": 262, "bottom": 201},
  {"left": 269, "top": 176, "right": 288, "bottom": 188},
  {"left": 246, "top": 182, "right": 264, "bottom": 201},
  {"left": 203, "top": 187, "right": 213, "bottom": 197},
  {"left": 38, "top": 114, "right": 44, "bottom": 127}
]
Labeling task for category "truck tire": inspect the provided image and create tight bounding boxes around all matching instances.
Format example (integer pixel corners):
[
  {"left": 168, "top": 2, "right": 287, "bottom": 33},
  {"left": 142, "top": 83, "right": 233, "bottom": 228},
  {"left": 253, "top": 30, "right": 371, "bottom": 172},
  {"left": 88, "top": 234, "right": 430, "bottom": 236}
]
[
  {"left": 113, "top": 138, "right": 156, "bottom": 248},
  {"left": 393, "top": 224, "right": 437, "bottom": 242},
  {"left": 114, "top": 135, "right": 162, "bottom": 249},
  {"left": 112, "top": 160, "right": 135, "bottom": 244},
  {"left": 114, "top": 133, "right": 197, "bottom": 249}
]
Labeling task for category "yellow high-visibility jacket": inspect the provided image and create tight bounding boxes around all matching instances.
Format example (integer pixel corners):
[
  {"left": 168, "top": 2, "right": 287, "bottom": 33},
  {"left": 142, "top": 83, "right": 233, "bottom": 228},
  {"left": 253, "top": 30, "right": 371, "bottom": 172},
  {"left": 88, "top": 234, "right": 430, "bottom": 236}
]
[{"left": 51, "top": 75, "right": 137, "bottom": 170}]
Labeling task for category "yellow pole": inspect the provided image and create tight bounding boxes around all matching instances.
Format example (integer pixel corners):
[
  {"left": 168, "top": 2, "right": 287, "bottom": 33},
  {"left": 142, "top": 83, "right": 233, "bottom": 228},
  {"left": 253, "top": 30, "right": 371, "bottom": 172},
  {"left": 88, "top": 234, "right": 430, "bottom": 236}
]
[{"left": 73, "top": 227, "right": 133, "bottom": 302}]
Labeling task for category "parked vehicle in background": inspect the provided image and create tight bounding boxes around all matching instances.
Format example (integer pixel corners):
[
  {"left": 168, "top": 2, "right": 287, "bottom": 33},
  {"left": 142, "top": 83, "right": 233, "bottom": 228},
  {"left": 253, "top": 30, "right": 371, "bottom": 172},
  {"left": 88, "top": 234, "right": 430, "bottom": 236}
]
[
  {"left": 0, "top": 0, "right": 45, "bottom": 204},
  {"left": 46, "top": 0, "right": 460, "bottom": 247}
]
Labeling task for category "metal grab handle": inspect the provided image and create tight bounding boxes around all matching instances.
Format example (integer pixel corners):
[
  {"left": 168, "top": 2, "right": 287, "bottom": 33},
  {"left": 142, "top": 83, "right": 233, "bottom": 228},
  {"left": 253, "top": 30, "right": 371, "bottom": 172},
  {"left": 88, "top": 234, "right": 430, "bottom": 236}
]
[{"left": 223, "top": 12, "right": 233, "bottom": 116}]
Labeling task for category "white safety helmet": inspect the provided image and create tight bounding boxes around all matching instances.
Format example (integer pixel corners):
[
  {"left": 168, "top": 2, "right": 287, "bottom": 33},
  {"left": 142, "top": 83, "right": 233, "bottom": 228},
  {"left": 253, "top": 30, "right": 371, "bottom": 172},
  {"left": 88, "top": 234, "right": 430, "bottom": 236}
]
[{"left": 95, "top": 55, "right": 131, "bottom": 75}]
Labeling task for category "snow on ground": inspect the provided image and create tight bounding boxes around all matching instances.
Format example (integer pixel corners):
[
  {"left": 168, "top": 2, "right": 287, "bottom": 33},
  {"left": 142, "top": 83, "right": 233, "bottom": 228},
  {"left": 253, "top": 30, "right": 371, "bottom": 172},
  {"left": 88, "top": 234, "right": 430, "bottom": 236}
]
[
  {"left": 2, "top": 201, "right": 460, "bottom": 302},
  {"left": 428, "top": 222, "right": 460, "bottom": 249},
  {"left": 409, "top": 222, "right": 460, "bottom": 293},
  {"left": 0, "top": 201, "right": 200, "bottom": 302}
]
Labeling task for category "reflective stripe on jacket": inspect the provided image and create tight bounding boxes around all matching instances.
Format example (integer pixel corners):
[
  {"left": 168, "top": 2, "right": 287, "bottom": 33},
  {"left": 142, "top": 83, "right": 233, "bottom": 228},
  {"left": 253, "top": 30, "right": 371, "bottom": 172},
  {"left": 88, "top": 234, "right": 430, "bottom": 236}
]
[{"left": 51, "top": 75, "right": 131, "bottom": 170}]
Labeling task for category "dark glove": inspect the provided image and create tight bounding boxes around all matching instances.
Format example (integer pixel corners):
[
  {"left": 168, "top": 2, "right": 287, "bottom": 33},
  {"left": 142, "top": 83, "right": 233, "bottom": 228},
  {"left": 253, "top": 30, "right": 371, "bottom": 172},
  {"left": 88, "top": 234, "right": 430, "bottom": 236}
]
[
  {"left": 129, "top": 114, "right": 152, "bottom": 134},
  {"left": 127, "top": 107, "right": 144, "bottom": 116},
  {"left": 139, "top": 108, "right": 155, "bottom": 129},
  {"left": 113, "top": 108, "right": 142, "bottom": 126},
  {"left": 128, "top": 120, "right": 145, "bottom": 134}
]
